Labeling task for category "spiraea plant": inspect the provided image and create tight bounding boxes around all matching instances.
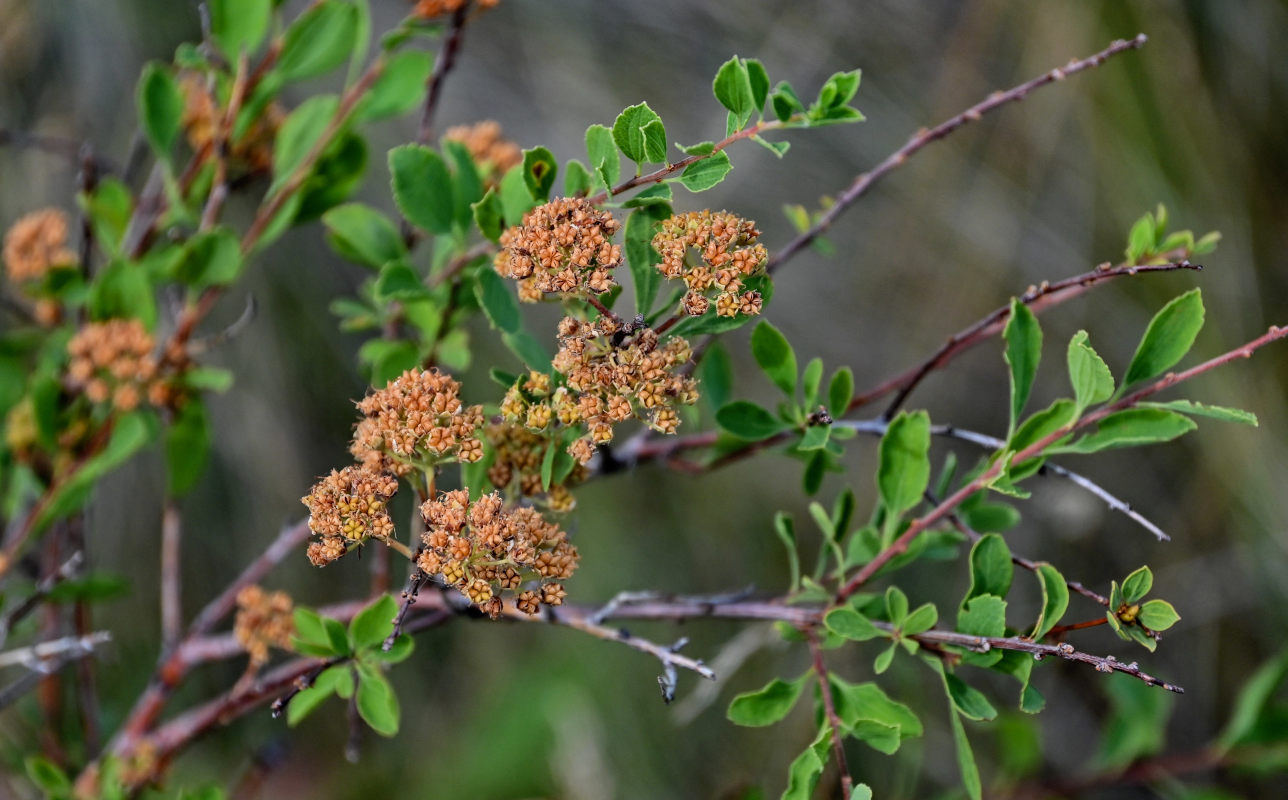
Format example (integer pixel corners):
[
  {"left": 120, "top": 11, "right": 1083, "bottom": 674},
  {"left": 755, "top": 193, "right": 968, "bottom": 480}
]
[{"left": 0, "top": 2, "right": 1285, "bottom": 799}]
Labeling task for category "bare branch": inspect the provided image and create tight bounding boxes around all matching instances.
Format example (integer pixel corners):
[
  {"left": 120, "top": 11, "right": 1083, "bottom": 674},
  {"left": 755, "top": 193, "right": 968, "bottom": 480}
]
[
  {"left": 161, "top": 502, "right": 183, "bottom": 649},
  {"left": 0, "top": 552, "right": 83, "bottom": 649},
  {"left": 807, "top": 630, "right": 854, "bottom": 799}
]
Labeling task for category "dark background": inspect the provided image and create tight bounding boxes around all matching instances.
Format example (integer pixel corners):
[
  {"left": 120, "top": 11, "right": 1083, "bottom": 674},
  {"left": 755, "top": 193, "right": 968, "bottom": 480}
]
[{"left": 2, "top": 1, "right": 1287, "bottom": 797}]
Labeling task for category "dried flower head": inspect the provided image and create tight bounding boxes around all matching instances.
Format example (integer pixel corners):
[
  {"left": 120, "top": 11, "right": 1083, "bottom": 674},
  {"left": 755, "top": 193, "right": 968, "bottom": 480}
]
[
  {"left": 3, "top": 208, "right": 77, "bottom": 284},
  {"left": 652, "top": 210, "right": 767, "bottom": 318},
  {"left": 495, "top": 197, "right": 623, "bottom": 301},
  {"left": 418, "top": 490, "right": 577, "bottom": 617},
  {"left": 526, "top": 317, "right": 698, "bottom": 462},
  {"left": 486, "top": 421, "right": 587, "bottom": 511},
  {"left": 351, "top": 368, "right": 485, "bottom": 471},
  {"left": 444, "top": 120, "right": 521, "bottom": 184},
  {"left": 234, "top": 585, "right": 295, "bottom": 666},
  {"left": 302, "top": 465, "right": 399, "bottom": 566},
  {"left": 65, "top": 319, "right": 177, "bottom": 412},
  {"left": 411, "top": 0, "right": 499, "bottom": 19}
]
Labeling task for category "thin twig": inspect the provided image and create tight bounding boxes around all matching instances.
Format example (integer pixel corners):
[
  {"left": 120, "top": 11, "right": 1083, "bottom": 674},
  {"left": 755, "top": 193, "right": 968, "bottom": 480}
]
[
  {"left": 417, "top": 4, "right": 469, "bottom": 146},
  {"left": 807, "top": 629, "right": 853, "bottom": 800},
  {"left": 0, "top": 633, "right": 112, "bottom": 711},
  {"left": 765, "top": 34, "right": 1148, "bottom": 274},
  {"left": 161, "top": 502, "right": 183, "bottom": 649},
  {"left": 839, "top": 418, "right": 1171, "bottom": 542},
  {"left": 0, "top": 632, "right": 112, "bottom": 669},
  {"left": 0, "top": 552, "right": 83, "bottom": 649}
]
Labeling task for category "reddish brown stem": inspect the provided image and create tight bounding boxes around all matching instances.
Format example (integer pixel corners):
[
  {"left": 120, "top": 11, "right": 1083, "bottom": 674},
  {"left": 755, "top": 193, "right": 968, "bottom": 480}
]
[{"left": 807, "top": 629, "right": 853, "bottom": 800}]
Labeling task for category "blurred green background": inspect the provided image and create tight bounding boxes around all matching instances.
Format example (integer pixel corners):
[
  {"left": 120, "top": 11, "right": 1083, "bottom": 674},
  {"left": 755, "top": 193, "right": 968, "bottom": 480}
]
[{"left": 3, "top": 1, "right": 1288, "bottom": 797}]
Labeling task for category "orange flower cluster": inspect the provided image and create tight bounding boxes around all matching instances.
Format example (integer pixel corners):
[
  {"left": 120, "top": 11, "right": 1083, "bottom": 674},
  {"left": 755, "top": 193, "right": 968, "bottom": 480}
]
[
  {"left": 502, "top": 318, "right": 697, "bottom": 464},
  {"left": 350, "top": 368, "right": 484, "bottom": 472},
  {"left": 301, "top": 466, "right": 399, "bottom": 566},
  {"left": 65, "top": 319, "right": 178, "bottom": 411},
  {"left": 485, "top": 421, "right": 585, "bottom": 512},
  {"left": 411, "top": 0, "right": 499, "bottom": 19},
  {"left": 417, "top": 490, "right": 575, "bottom": 618},
  {"left": 233, "top": 585, "right": 295, "bottom": 666},
  {"left": 3, "top": 208, "right": 76, "bottom": 283},
  {"left": 651, "top": 210, "right": 767, "bottom": 317},
  {"left": 494, "top": 197, "right": 622, "bottom": 301},
  {"left": 444, "top": 120, "right": 521, "bottom": 184},
  {"left": 179, "top": 74, "right": 281, "bottom": 173}
]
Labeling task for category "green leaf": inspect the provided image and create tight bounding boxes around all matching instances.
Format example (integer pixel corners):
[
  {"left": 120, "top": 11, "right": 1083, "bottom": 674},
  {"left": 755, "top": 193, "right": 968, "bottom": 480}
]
[
  {"left": 292, "top": 131, "right": 367, "bottom": 223},
  {"left": 1122, "top": 289, "right": 1205, "bottom": 389},
  {"left": 940, "top": 669, "right": 981, "bottom": 800},
  {"left": 750, "top": 321, "right": 797, "bottom": 396},
  {"left": 521, "top": 146, "right": 557, "bottom": 201},
  {"left": 474, "top": 266, "right": 522, "bottom": 334},
  {"left": 89, "top": 260, "right": 157, "bottom": 330},
  {"left": 1054, "top": 408, "right": 1196, "bottom": 455},
  {"left": 1137, "top": 599, "right": 1180, "bottom": 631},
  {"left": 355, "top": 664, "right": 400, "bottom": 736},
  {"left": 498, "top": 164, "right": 536, "bottom": 226},
  {"left": 322, "top": 203, "right": 405, "bottom": 269},
  {"left": 625, "top": 204, "right": 669, "bottom": 316},
  {"left": 945, "top": 672, "right": 997, "bottom": 721},
  {"left": 25, "top": 755, "right": 71, "bottom": 796},
  {"left": 1031, "top": 564, "right": 1069, "bottom": 640},
  {"left": 798, "top": 425, "right": 830, "bottom": 451},
  {"left": 902, "top": 603, "right": 938, "bottom": 636},
  {"left": 1218, "top": 649, "right": 1288, "bottom": 749},
  {"left": 502, "top": 330, "right": 551, "bottom": 372},
  {"left": 622, "top": 183, "right": 672, "bottom": 209},
  {"left": 1140, "top": 400, "right": 1257, "bottom": 426},
  {"left": 1009, "top": 397, "right": 1077, "bottom": 456},
  {"left": 1121, "top": 566, "right": 1154, "bottom": 604},
  {"left": 180, "top": 228, "right": 244, "bottom": 289},
  {"left": 727, "top": 672, "right": 809, "bottom": 726},
  {"left": 885, "top": 586, "right": 909, "bottom": 624},
  {"left": 876, "top": 410, "right": 931, "bottom": 516},
  {"left": 824, "top": 606, "right": 883, "bottom": 641},
  {"left": 373, "top": 261, "right": 429, "bottom": 302},
  {"left": 1126, "top": 213, "right": 1156, "bottom": 262},
  {"left": 137, "top": 63, "right": 184, "bottom": 159},
  {"left": 699, "top": 343, "right": 733, "bottom": 411},
  {"left": 286, "top": 666, "right": 352, "bottom": 726},
  {"left": 1003, "top": 298, "right": 1042, "bottom": 436},
  {"left": 273, "top": 95, "right": 341, "bottom": 191},
  {"left": 584, "top": 123, "right": 620, "bottom": 189},
  {"left": 355, "top": 49, "right": 433, "bottom": 122},
  {"left": 612, "top": 102, "right": 667, "bottom": 164},
  {"left": 82, "top": 177, "right": 133, "bottom": 255},
  {"left": 166, "top": 400, "right": 210, "bottom": 495},
  {"left": 277, "top": 0, "right": 359, "bottom": 83},
  {"left": 1067, "top": 330, "right": 1114, "bottom": 414},
  {"left": 472, "top": 188, "right": 505, "bottom": 243},
  {"left": 770, "top": 80, "right": 805, "bottom": 122},
  {"left": 716, "top": 401, "right": 787, "bottom": 441},
  {"left": 957, "top": 594, "right": 1006, "bottom": 638},
  {"left": 349, "top": 594, "right": 397, "bottom": 651},
  {"left": 781, "top": 726, "right": 830, "bottom": 800},
  {"left": 753, "top": 135, "right": 791, "bottom": 158},
  {"left": 38, "top": 412, "right": 158, "bottom": 529},
  {"left": 965, "top": 533, "right": 1013, "bottom": 603},
  {"left": 773, "top": 512, "right": 800, "bottom": 592},
  {"left": 873, "top": 642, "right": 897, "bottom": 674},
  {"left": 389, "top": 145, "right": 455, "bottom": 235},
  {"left": 292, "top": 607, "right": 332, "bottom": 650},
  {"left": 745, "top": 58, "right": 770, "bottom": 112},
  {"left": 676, "top": 151, "right": 732, "bottom": 192},
  {"left": 563, "top": 159, "right": 592, "bottom": 197},
  {"left": 830, "top": 678, "right": 923, "bottom": 739},
  {"left": 712, "top": 56, "right": 756, "bottom": 130},
  {"left": 800, "top": 358, "right": 823, "bottom": 409},
  {"left": 210, "top": 0, "right": 271, "bottom": 60},
  {"left": 370, "top": 634, "right": 414, "bottom": 664},
  {"left": 827, "top": 367, "right": 853, "bottom": 417}
]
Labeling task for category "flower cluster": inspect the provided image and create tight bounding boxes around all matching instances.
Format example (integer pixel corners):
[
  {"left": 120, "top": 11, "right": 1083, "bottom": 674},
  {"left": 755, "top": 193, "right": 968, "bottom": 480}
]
[
  {"left": 444, "top": 120, "right": 521, "bottom": 185},
  {"left": 651, "top": 210, "right": 767, "bottom": 317},
  {"left": 503, "top": 317, "right": 698, "bottom": 463},
  {"left": 65, "top": 319, "right": 178, "bottom": 411},
  {"left": 301, "top": 465, "right": 399, "bottom": 566},
  {"left": 485, "top": 421, "right": 585, "bottom": 512},
  {"left": 411, "top": 0, "right": 499, "bottom": 20},
  {"left": 417, "top": 490, "right": 575, "bottom": 618},
  {"left": 350, "top": 368, "right": 484, "bottom": 472},
  {"left": 494, "top": 197, "right": 622, "bottom": 301},
  {"left": 179, "top": 74, "right": 281, "bottom": 174},
  {"left": 233, "top": 585, "right": 295, "bottom": 666},
  {"left": 3, "top": 208, "right": 76, "bottom": 284}
]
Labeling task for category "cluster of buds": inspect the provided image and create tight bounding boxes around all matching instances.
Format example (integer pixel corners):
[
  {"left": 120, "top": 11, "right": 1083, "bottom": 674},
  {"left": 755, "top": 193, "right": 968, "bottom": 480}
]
[
  {"left": 508, "top": 317, "right": 698, "bottom": 464},
  {"left": 651, "top": 210, "right": 767, "bottom": 317},
  {"left": 418, "top": 490, "right": 575, "bottom": 618},
  {"left": 301, "top": 465, "right": 399, "bottom": 566},
  {"left": 350, "top": 368, "right": 484, "bottom": 472},
  {"left": 485, "top": 420, "right": 585, "bottom": 512},
  {"left": 179, "top": 73, "right": 282, "bottom": 174},
  {"left": 233, "top": 585, "right": 295, "bottom": 666},
  {"left": 494, "top": 197, "right": 622, "bottom": 302},
  {"left": 65, "top": 319, "right": 182, "bottom": 411},
  {"left": 444, "top": 120, "right": 521, "bottom": 185},
  {"left": 411, "top": 0, "right": 500, "bottom": 20},
  {"left": 4, "top": 208, "right": 76, "bottom": 322}
]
